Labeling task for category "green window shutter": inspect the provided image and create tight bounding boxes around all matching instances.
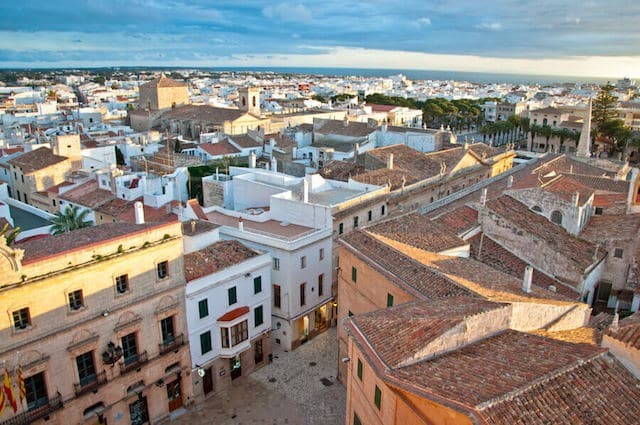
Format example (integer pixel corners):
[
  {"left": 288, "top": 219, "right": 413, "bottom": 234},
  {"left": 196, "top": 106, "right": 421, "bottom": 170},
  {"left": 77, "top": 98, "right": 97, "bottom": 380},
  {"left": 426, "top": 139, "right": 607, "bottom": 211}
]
[
  {"left": 387, "top": 293, "right": 394, "bottom": 307},
  {"left": 254, "top": 276, "right": 262, "bottom": 294},
  {"left": 374, "top": 385, "right": 382, "bottom": 409},
  {"left": 357, "top": 359, "right": 363, "bottom": 380},
  {"left": 200, "top": 331, "right": 212, "bottom": 355},
  {"left": 348, "top": 310, "right": 354, "bottom": 317},
  {"left": 353, "top": 413, "right": 362, "bottom": 425},
  {"left": 198, "top": 299, "right": 209, "bottom": 318},
  {"left": 254, "top": 305, "right": 264, "bottom": 327},
  {"left": 351, "top": 266, "right": 357, "bottom": 283},
  {"left": 228, "top": 287, "right": 237, "bottom": 305}
]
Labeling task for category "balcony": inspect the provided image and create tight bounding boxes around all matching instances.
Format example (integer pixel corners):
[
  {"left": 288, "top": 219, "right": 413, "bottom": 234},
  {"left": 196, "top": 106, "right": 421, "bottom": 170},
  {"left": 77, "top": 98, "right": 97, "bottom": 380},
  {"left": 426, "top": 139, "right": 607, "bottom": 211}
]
[
  {"left": 74, "top": 370, "right": 107, "bottom": 396},
  {"left": 119, "top": 350, "right": 149, "bottom": 375},
  {"left": 0, "top": 393, "right": 63, "bottom": 425},
  {"left": 158, "top": 333, "right": 185, "bottom": 356}
]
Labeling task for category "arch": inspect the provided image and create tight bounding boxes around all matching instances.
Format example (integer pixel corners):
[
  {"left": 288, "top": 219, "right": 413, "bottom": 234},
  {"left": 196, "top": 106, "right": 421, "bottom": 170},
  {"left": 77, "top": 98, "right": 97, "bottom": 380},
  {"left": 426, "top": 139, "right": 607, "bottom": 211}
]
[
  {"left": 550, "top": 210, "right": 563, "bottom": 225},
  {"left": 532, "top": 205, "right": 542, "bottom": 213},
  {"left": 155, "top": 295, "right": 178, "bottom": 314},
  {"left": 71, "top": 329, "right": 96, "bottom": 346},
  {"left": 116, "top": 311, "right": 140, "bottom": 328},
  {"left": 21, "top": 350, "right": 46, "bottom": 366}
]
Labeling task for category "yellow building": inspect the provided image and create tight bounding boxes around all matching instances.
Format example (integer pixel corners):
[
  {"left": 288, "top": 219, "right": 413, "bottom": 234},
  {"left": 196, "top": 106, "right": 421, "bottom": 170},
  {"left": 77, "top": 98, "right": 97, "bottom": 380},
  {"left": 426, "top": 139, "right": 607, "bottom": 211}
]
[
  {"left": 138, "top": 75, "right": 189, "bottom": 111},
  {"left": 0, "top": 219, "right": 194, "bottom": 425}
]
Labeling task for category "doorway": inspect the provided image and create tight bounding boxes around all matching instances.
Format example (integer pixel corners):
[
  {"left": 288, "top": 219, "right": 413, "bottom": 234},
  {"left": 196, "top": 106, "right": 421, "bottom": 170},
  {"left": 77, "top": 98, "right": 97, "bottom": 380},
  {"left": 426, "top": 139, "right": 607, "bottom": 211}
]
[
  {"left": 230, "top": 356, "right": 242, "bottom": 380},
  {"left": 166, "top": 380, "right": 183, "bottom": 412},
  {"left": 203, "top": 367, "right": 213, "bottom": 396},
  {"left": 129, "top": 396, "right": 149, "bottom": 425}
]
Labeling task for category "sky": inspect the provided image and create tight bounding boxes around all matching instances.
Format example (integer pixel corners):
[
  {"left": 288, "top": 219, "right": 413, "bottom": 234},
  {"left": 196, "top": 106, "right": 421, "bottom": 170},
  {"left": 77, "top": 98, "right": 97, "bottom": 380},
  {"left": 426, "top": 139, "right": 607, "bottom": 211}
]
[{"left": 1, "top": 0, "right": 640, "bottom": 77}]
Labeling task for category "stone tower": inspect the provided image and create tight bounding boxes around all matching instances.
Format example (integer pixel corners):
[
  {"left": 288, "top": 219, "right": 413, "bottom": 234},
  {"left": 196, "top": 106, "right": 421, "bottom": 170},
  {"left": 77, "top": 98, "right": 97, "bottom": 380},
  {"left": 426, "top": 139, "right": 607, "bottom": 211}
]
[
  {"left": 576, "top": 97, "right": 592, "bottom": 158},
  {"left": 238, "top": 87, "right": 261, "bottom": 116}
]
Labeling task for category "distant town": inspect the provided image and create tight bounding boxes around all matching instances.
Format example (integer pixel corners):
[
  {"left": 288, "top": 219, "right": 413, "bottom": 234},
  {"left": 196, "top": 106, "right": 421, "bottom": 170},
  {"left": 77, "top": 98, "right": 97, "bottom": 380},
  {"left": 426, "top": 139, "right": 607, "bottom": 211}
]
[{"left": 1, "top": 68, "right": 640, "bottom": 425}]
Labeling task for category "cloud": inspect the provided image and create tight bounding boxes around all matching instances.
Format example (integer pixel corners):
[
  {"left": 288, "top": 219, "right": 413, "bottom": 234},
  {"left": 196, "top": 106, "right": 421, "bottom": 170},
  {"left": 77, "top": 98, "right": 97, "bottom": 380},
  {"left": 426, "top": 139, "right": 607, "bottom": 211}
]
[
  {"left": 417, "top": 17, "right": 431, "bottom": 25},
  {"left": 477, "top": 22, "right": 502, "bottom": 31},
  {"left": 262, "top": 3, "right": 312, "bottom": 22}
]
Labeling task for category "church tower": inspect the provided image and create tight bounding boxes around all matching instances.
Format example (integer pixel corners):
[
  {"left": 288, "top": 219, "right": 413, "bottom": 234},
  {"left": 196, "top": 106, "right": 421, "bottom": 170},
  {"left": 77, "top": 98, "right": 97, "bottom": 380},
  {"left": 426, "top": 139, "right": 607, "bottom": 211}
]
[{"left": 238, "top": 87, "right": 261, "bottom": 116}]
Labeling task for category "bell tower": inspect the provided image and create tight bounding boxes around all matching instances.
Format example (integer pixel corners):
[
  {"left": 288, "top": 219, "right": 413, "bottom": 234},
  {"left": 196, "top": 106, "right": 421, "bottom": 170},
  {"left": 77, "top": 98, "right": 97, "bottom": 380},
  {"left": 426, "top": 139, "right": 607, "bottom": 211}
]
[{"left": 238, "top": 87, "right": 261, "bottom": 116}]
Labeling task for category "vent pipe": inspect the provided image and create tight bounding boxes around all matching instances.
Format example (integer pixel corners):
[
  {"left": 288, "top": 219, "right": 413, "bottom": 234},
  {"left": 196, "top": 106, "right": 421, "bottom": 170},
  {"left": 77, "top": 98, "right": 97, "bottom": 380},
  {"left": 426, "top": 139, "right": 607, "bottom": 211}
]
[
  {"left": 523, "top": 265, "right": 533, "bottom": 294},
  {"left": 134, "top": 201, "right": 145, "bottom": 224}
]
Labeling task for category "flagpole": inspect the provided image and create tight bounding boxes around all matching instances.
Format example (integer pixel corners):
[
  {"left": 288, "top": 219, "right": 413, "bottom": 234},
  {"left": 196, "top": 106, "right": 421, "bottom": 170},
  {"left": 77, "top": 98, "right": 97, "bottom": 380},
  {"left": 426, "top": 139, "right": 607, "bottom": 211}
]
[{"left": 16, "top": 351, "right": 25, "bottom": 414}]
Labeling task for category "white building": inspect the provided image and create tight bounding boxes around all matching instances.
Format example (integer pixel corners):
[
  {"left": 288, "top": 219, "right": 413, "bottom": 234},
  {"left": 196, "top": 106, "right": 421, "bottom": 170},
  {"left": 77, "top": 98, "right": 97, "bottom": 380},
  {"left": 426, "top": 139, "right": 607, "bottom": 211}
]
[{"left": 183, "top": 236, "right": 272, "bottom": 398}]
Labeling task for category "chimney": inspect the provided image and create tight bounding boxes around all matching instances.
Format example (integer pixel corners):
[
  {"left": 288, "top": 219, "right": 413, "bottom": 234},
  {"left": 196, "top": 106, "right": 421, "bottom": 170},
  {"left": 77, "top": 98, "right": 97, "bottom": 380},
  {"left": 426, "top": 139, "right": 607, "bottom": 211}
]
[
  {"left": 480, "top": 188, "right": 487, "bottom": 206},
  {"left": 572, "top": 191, "right": 580, "bottom": 207},
  {"left": 463, "top": 140, "right": 469, "bottom": 150},
  {"left": 354, "top": 143, "right": 359, "bottom": 160},
  {"left": 569, "top": 165, "right": 573, "bottom": 174},
  {"left": 611, "top": 313, "right": 619, "bottom": 332},
  {"left": 387, "top": 153, "right": 394, "bottom": 170},
  {"left": 190, "top": 220, "right": 196, "bottom": 234},
  {"left": 343, "top": 116, "right": 349, "bottom": 127},
  {"left": 134, "top": 201, "right": 145, "bottom": 224},
  {"left": 238, "top": 217, "right": 244, "bottom": 231},
  {"left": 302, "top": 178, "right": 309, "bottom": 203},
  {"left": 507, "top": 175, "right": 514, "bottom": 188},
  {"left": 522, "top": 265, "right": 533, "bottom": 294},
  {"left": 271, "top": 157, "right": 277, "bottom": 172},
  {"left": 249, "top": 152, "right": 256, "bottom": 168}
]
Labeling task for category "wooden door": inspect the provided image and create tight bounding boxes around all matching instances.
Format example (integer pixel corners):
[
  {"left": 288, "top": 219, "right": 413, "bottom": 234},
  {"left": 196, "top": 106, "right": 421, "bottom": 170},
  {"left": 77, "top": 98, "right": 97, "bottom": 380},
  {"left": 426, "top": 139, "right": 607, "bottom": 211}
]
[
  {"left": 203, "top": 367, "right": 213, "bottom": 395},
  {"left": 166, "top": 380, "right": 183, "bottom": 412}
]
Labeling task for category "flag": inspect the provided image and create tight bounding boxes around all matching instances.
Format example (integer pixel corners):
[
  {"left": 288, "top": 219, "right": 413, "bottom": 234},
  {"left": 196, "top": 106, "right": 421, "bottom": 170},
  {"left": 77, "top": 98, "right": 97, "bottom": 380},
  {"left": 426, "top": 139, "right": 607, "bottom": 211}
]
[
  {"left": 0, "top": 376, "right": 5, "bottom": 417},
  {"left": 17, "top": 365, "right": 25, "bottom": 405},
  {"left": 3, "top": 369, "right": 17, "bottom": 414}
]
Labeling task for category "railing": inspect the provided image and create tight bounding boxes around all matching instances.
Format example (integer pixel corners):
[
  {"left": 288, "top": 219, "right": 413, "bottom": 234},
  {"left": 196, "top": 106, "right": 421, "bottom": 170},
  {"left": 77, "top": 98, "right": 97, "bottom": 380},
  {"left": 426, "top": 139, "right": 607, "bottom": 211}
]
[
  {"left": 74, "top": 370, "right": 107, "bottom": 396},
  {"left": 158, "top": 333, "right": 185, "bottom": 355},
  {"left": 119, "top": 350, "right": 149, "bottom": 375},
  {"left": 0, "top": 393, "right": 63, "bottom": 425}
]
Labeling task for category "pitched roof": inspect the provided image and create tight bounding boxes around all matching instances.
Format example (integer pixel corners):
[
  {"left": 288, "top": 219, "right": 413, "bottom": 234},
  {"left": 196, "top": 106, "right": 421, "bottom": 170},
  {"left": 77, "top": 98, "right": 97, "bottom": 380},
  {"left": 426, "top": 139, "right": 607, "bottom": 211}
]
[
  {"left": 183, "top": 240, "right": 259, "bottom": 281},
  {"left": 161, "top": 104, "right": 247, "bottom": 124},
  {"left": 581, "top": 214, "right": 640, "bottom": 242},
  {"left": 59, "top": 180, "right": 114, "bottom": 208},
  {"left": 314, "top": 119, "right": 377, "bottom": 138},
  {"left": 605, "top": 312, "right": 640, "bottom": 350},
  {"left": 317, "top": 160, "right": 365, "bottom": 182},
  {"left": 141, "top": 75, "right": 187, "bottom": 89},
  {"left": 7, "top": 147, "right": 68, "bottom": 173},
  {"left": 431, "top": 205, "right": 479, "bottom": 236},
  {"left": 229, "top": 134, "right": 262, "bottom": 149},
  {"left": 198, "top": 140, "right": 241, "bottom": 157}
]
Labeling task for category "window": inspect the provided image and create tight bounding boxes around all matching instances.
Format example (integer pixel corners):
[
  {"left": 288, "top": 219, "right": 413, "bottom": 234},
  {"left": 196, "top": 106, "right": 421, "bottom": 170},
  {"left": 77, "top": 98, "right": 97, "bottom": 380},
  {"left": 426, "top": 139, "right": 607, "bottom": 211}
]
[
  {"left": 354, "top": 413, "right": 362, "bottom": 425},
  {"left": 157, "top": 261, "right": 169, "bottom": 279},
  {"left": 595, "top": 207, "right": 604, "bottom": 215},
  {"left": 300, "top": 256, "right": 307, "bottom": 269},
  {"left": 228, "top": 287, "right": 237, "bottom": 305},
  {"left": 52, "top": 199, "right": 56, "bottom": 207},
  {"left": 25, "top": 372, "right": 48, "bottom": 411},
  {"left": 68, "top": 290, "right": 84, "bottom": 311},
  {"left": 273, "top": 258, "right": 280, "bottom": 270},
  {"left": 550, "top": 210, "right": 563, "bottom": 225},
  {"left": 351, "top": 266, "right": 357, "bottom": 283},
  {"left": 374, "top": 385, "right": 382, "bottom": 409},
  {"left": 273, "top": 285, "right": 281, "bottom": 308},
  {"left": 12, "top": 308, "right": 30, "bottom": 330},
  {"left": 387, "top": 293, "right": 394, "bottom": 307},
  {"left": 353, "top": 216, "right": 359, "bottom": 228},
  {"left": 254, "top": 276, "right": 262, "bottom": 294},
  {"left": 318, "top": 274, "right": 324, "bottom": 297},
  {"left": 319, "top": 248, "right": 324, "bottom": 261},
  {"left": 198, "top": 299, "right": 209, "bottom": 319},
  {"left": 121, "top": 333, "right": 139, "bottom": 365},
  {"left": 160, "top": 316, "right": 175, "bottom": 344},
  {"left": 222, "top": 320, "right": 249, "bottom": 348},
  {"left": 300, "top": 283, "right": 306, "bottom": 306},
  {"left": 339, "top": 223, "right": 344, "bottom": 234},
  {"left": 381, "top": 205, "right": 386, "bottom": 216},
  {"left": 115, "top": 274, "right": 129, "bottom": 294},
  {"left": 76, "top": 351, "right": 96, "bottom": 387},
  {"left": 614, "top": 248, "right": 624, "bottom": 258},
  {"left": 357, "top": 359, "right": 363, "bottom": 381},
  {"left": 254, "top": 305, "right": 264, "bottom": 327},
  {"left": 368, "top": 210, "right": 372, "bottom": 221},
  {"left": 200, "top": 331, "right": 212, "bottom": 355}
]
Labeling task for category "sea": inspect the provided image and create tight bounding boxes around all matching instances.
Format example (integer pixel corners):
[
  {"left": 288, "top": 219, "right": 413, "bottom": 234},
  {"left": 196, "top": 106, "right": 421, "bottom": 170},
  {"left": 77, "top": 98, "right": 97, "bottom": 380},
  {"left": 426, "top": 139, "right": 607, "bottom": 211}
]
[{"left": 206, "top": 66, "right": 613, "bottom": 86}]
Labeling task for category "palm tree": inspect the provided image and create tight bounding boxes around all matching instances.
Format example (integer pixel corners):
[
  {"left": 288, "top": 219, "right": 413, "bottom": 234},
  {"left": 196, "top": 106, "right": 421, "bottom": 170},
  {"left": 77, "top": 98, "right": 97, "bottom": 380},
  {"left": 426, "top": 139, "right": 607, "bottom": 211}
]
[
  {"left": 557, "top": 128, "right": 574, "bottom": 153},
  {"left": 529, "top": 124, "right": 542, "bottom": 150},
  {"left": 50, "top": 205, "right": 93, "bottom": 235},
  {"left": 539, "top": 125, "right": 554, "bottom": 151},
  {"left": 0, "top": 223, "right": 20, "bottom": 245}
]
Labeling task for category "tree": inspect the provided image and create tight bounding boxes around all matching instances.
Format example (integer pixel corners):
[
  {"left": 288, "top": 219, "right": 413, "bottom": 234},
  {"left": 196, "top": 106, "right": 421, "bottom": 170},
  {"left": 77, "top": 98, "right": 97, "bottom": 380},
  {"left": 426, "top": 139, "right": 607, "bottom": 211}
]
[
  {"left": 529, "top": 123, "right": 542, "bottom": 150},
  {"left": 592, "top": 83, "right": 618, "bottom": 129},
  {"left": 0, "top": 223, "right": 20, "bottom": 245},
  {"left": 539, "top": 125, "right": 554, "bottom": 151},
  {"left": 50, "top": 205, "right": 93, "bottom": 235},
  {"left": 311, "top": 94, "right": 326, "bottom": 103},
  {"left": 599, "top": 119, "right": 633, "bottom": 152}
]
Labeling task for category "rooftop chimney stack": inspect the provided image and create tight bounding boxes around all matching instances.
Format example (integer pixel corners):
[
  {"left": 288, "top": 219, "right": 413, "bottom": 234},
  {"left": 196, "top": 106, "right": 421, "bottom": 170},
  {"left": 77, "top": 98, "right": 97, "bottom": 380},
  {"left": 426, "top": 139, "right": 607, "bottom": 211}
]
[
  {"left": 134, "top": 201, "right": 145, "bottom": 225},
  {"left": 238, "top": 217, "right": 244, "bottom": 232},
  {"left": 271, "top": 157, "right": 278, "bottom": 173},
  {"left": 480, "top": 188, "right": 488, "bottom": 206},
  {"left": 249, "top": 152, "right": 256, "bottom": 168},
  {"left": 523, "top": 265, "right": 533, "bottom": 294},
  {"left": 572, "top": 191, "right": 580, "bottom": 207},
  {"left": 302, "top": 178, "right": 309, "bottom": 203},
  {"left": 507, "top": 175, "right": 514, "bottom": 188},
  {"left": 387, "top": 153, "right": 394, "bottom": 170}
]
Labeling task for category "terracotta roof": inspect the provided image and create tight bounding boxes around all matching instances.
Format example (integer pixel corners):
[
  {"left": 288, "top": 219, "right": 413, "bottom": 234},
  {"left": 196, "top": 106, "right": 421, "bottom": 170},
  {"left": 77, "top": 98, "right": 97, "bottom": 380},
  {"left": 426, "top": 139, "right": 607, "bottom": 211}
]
[
  {"left": 530, "top": 106, "right": 563, "bottom": 115},
  {"left": 161, "top": 105, "right": 247, "bottom": 124},
  {"left": 542, "top": 175, "right": 594, "bottom": 204},
  {"left": 566, "top": 173, "right": 629, "bottom": 192},
  {"left": 265, "top": 133, "right": 297, "bottom": 150},
  {"left": 198, "top": 140, "right": 241, "bottom": 157},
  {"left": 59, "top": 180, "right": 114, "bottom": 208},
  {"left": 340, "top": 231, "right": 476, "bottom": 300},
  {"left": 141, "top": 75, "right": 187, "bottom": 89},
  {"left": 592, "top": 193, "right": 627, "bottom": 208},
  {"left": 46, "top": 181, "right": 75, "bottom": 194},
  {"left": 229, "top": 134, "right": 262, "bottom": 149},
  {"left": 317, "top": 160, "right": 365, "bottom": 182},
  {"left": 183, "top": 240, "right": 258, "bottom": 281},
  {"left": 206, "top": 210, "right": 316, "bottom": 240},
  {"left": 187, "top": 199, "right": 208, "bottom": 221},
  {"left": 7, "top": 147, "right": 68, "bottom": 173},
  {"left": 217, "top": 306, "right": 250, "bottom": 322},
  {"left": 366, "top": 213, "right": 467, "bottom": 253},
  {"left": 386, "top": 126, "right": 438, "bottom": 134},
  {"left": 605, "top": 312, "right": 640, "bottom": 350},
  {"left": 484, "top": 195, "right": 603, "bottom": 271},
  {"left": 19, "top": 221, "right": 177, "bottom": 265},
  {"left": 314, "top": 119, "right": 377, "bottom": 138},
  {"left": 181, "top": 219, "right": 219, "bottom": 237},
  {"left": 368, "top": 104, "right": 398, "bottom": 112},
  {"left": 581, "top": 214, "right": 640, "bottom": 242},
  {"left": 431, "top": 205, "right": 479, "bottom": 236},
  {"left": 479, "top": 355, "right": 640, "bottom": 425},
  {"left": 351, "top": 298, "right": 507, "bottom": 368},
  {"left": 533, "top": 155, "right": 616, "bottom": 178}
]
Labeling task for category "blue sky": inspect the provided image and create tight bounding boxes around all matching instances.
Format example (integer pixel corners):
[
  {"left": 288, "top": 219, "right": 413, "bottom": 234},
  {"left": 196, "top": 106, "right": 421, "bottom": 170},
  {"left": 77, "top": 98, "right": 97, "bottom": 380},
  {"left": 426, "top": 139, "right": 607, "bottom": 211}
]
[{"left": 1, "top": 0, "right": 640, "bottom": 77}]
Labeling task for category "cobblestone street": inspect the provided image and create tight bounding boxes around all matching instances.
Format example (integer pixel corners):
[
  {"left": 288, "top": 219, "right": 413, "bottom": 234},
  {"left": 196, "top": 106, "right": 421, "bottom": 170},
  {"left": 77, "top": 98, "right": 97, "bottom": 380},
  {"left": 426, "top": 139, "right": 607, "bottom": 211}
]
[{"left": 176, "top": 328, "right": 346, "bottom": 425}]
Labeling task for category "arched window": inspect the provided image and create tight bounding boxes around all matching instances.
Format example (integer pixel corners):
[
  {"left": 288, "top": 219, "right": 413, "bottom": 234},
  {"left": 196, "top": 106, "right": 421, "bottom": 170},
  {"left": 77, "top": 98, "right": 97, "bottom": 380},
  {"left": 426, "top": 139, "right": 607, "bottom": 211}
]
[
  {"left": 242, "top": 97, "right": 246, "bottom": 107},
  {"left": 252, "top": 96, "right": 256, "bottom": 107},
  {"left": 532, "top": 206, "right": 542, "bottom": 213},
  {"left": 551, "top": 210, "right": 563, "bottom": 225},
  {"left": 543, "top": 118, "right": 548, "bottom": 126}
]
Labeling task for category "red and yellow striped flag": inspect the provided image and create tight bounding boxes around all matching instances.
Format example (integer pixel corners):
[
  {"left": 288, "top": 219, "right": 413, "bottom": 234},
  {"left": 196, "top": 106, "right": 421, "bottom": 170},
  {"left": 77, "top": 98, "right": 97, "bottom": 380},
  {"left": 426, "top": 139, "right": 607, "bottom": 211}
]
[
  {"left": 0, "top": 375, "right": 5, "bottom": 417},
  {"left": 17, "top": 365, "right": 25, "bottom": 405},
  {"left": 3, "top": 369, "right": 17, "bottom": 414}
]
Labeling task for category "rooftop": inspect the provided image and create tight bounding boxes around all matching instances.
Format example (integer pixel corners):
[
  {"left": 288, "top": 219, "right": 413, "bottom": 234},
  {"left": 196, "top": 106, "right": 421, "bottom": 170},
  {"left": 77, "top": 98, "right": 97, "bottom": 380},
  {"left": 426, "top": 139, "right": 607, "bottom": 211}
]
[
  {"left": 198, "top": 140, "right": 241, "bottom": 157},
  {"left": 7, "top": 147, "right": 67, "bottom": 173},
  {"left": 314, "top": 118, "right": 377, "bottom": 138},
  {"left": 605, "top": 312, "right": 640, "bottom": 350},
  {"left": 581, "top": 214, "right": 640, "bottom": 242},
  {"left": 206, "top": 210, "right": 317, "bottom": 241},
  {"left": 183, "top": 240, "right": 259, "bottom": 282},
  {"left": 161, "top": 104, "right": 247, "bottom": 124}
]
